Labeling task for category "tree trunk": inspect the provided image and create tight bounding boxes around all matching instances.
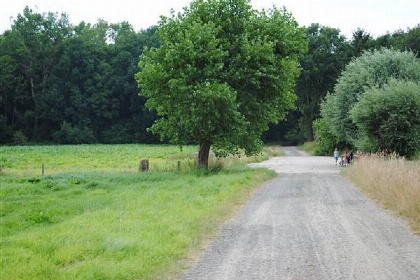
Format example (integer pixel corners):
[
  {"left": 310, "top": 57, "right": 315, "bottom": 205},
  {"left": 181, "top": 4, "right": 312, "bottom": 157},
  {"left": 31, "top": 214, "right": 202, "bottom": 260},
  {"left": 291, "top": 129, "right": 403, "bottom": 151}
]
[
  {"left": 30, "top": 77, "right": 39, "bottom": 134},
  {"left": 307, "top": 124, "right": 314, "bottom": 142},
  {"left": 197, "top": 140, "right": 211, "bottom": 170}
]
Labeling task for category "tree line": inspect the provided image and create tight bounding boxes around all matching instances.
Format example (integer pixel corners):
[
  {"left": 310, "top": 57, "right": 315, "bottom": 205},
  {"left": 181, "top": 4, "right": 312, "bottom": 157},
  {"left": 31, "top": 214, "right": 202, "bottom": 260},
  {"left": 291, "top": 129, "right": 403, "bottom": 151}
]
[
  {"left": 1, "top": 7, "right": 159, "bottom": 144},
  {"left": 266, "top": 24, "right": 420, "bottom": 145},
  {"left": 1, "top": 6, "right": 419, "bottom": 147}
]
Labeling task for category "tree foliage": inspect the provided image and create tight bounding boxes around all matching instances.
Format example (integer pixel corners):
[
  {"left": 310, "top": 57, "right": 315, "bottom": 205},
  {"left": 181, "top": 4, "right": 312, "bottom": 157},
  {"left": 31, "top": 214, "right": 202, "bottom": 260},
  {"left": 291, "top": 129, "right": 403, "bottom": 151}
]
[
  {"left": 374, "top": 24, "right": 420, "bottom": 57},
  {"left": 0, "top": 7, "right": 159, "bottom": 144},
  {"left": 136, "top": 0, "right": 306, "bottom": 168},
  {"left": 351, "top": 28, "right": 374, "bottom": 57},
  {"left": 321, "top": 49, "right": 420, "bottom": 145},
  {"left": 295, "top": 23, "right": 351, "bottom": 141},
  {"left": 2, "top": 6, "right": 419, "bottom": 149},
  {"left": 282, "top": 25, "right": 420, "bottom": 145},
  {"left": 351, "top": 80, "right": 420, "bottom": 157}
]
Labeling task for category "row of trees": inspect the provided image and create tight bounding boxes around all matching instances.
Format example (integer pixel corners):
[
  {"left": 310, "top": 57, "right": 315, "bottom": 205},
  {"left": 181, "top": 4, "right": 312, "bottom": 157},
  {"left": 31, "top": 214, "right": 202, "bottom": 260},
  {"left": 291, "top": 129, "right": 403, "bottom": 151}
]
[
  {"left": 1, "top": 7, "right": 159, "bottom": 144},
  {"left": 1, "top": 3, "right": 419, "bottom": 157},
  {"left": 269, "top": 24, "right": 420, "bottom": 144}
]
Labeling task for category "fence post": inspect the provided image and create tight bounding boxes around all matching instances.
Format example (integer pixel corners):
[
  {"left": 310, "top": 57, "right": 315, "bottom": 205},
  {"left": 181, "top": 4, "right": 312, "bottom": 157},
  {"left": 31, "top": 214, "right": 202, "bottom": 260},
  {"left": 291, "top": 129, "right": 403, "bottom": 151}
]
[
  {"left": 139, "top": 159, "right": 149, "bottom": 172},
  {"left": 177, "top": 160, "right": 181, "bottom": 171},
  {"left": 42, "top": 164, "right": 45, "bottom": 176}
]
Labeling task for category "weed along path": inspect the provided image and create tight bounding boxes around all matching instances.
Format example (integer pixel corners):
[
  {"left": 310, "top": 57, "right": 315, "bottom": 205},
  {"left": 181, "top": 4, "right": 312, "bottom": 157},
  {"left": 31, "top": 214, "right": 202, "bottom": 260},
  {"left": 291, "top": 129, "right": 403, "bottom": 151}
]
[{"left": 182, "top": 147, "right": 420, "bottom": 279}]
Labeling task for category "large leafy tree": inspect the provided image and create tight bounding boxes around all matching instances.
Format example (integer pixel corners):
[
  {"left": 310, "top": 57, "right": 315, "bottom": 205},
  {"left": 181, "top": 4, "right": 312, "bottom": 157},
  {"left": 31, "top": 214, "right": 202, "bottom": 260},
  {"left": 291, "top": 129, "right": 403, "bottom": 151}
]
[
  {"left": 295, "top": 23, "right": 350, "bottom": 140},
  {"left": 7, "top": 7, "right": 72, "bottom": 138},
  {"left": 351, "top": 80, "right": 420, "bottom": 157},
  {"left": 136, "top": 0, "right": 306, "bottom": 168},
  {"left": 320, "top": 49, "right": 420, "bottom": 149}
]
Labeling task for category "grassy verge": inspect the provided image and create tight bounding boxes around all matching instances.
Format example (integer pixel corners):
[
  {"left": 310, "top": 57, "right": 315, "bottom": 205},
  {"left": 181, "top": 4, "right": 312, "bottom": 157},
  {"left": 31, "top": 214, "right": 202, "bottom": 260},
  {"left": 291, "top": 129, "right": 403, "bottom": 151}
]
[
  {"left": 343, "top": 154, "right": 420, "bottom": 234},
  {"left": 0, "top": 144, "right": 276, "bottom": 279},
  {"left": 262, "top": 145, "right": 285, "bottom": 157},
  {"left": 297, "top": 142, "right": 318, "bottom": 156}
]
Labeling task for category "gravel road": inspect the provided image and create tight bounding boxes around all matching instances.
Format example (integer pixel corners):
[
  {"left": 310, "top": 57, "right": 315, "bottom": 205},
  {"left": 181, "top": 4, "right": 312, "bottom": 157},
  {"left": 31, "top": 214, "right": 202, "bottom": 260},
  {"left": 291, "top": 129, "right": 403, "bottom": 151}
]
[{"left": 182, "top": 147, "right": 420, "bottom": 279}]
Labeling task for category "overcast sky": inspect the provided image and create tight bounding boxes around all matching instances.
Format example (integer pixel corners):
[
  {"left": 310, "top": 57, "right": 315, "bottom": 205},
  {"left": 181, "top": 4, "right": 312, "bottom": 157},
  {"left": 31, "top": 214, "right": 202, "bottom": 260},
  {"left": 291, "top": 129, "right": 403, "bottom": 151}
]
[{"left": 1, "top": 0, "right": 419, "bottom": 39}]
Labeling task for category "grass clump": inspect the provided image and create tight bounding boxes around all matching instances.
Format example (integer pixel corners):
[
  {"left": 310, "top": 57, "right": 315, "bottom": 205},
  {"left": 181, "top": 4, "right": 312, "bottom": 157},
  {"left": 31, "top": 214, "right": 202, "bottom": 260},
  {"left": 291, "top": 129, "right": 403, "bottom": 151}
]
[
  {"left": 298, "top": 141, "right": 318, "bottom": 155},
  {"left": 262, "top": 145, "right": 285, "bottom": 157},
  {"left": 343, "top": 154, "right": 420, "bottom": 234}
]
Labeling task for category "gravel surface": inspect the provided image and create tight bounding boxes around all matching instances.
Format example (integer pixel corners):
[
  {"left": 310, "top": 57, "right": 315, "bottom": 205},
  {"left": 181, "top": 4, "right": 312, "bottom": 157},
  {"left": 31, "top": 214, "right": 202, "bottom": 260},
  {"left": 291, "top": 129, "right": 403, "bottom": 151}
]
[{"left": 182, "top": 147, "right": 420, "bottom": 280}]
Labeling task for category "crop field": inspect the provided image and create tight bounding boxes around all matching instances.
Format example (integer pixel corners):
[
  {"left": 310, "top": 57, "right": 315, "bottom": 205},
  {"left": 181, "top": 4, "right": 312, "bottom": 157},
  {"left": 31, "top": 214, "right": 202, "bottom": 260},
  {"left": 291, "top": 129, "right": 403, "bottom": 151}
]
[{"left": 0, "top": 144, "right": 276, "bottom": 279}]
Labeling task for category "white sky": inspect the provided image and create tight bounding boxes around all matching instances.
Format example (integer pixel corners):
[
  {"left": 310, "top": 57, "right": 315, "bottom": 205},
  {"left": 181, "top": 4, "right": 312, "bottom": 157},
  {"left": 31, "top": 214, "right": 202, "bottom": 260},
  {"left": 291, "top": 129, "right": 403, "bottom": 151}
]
[{"left": 1, "top": 0, "right": 419, "bottom": 39}]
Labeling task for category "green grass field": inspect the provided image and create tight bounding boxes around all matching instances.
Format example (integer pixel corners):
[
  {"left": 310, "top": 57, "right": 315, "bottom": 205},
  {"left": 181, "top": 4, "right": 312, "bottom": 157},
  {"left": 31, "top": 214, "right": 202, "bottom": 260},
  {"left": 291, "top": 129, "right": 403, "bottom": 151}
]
[
  {"left": 0, "top": 144, "right": 276, "bottom": 279},
  {"left": 0, "top": 144, "right": 200, "bottom": 175}
]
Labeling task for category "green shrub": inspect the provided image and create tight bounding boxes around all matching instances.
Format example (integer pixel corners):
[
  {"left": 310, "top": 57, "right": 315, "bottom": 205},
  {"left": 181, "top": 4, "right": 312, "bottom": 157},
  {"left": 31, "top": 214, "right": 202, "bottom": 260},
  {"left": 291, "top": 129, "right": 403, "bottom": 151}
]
[
  {"left": 351, "top": 80, "right": 420, "bottom": 157},
  {"left": 298, "top": 141, "right": 318, "bottom": 155},
  {"left": 13, "top": 131, "right": 28, "bottom": 145},
  {"left": 53, "top": 121, "right": 96, "bottom": 144},
  {"left": 322, "top": 49, "right": 420, "bottom": 145},
  {"left": 312, "top": 118, "right": 347, "bottom": 155}
]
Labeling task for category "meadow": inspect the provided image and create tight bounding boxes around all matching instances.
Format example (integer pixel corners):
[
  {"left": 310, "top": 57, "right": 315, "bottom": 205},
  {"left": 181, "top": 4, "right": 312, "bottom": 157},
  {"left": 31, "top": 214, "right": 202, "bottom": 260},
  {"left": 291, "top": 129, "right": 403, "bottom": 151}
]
[
  {"left": 0, "top": 144, "right": 276, "bottom": 279},
  {"left": 343, "top": 154, "right": 420, "bottom": 234}
]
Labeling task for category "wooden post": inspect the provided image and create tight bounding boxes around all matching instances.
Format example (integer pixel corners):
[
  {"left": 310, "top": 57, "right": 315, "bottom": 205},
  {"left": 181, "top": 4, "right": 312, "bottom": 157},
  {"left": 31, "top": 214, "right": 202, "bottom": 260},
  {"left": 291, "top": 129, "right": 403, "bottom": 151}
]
[
  {"left": 42, "top": 164, "right": 45, "bottom": 176},
  {"left": 177, "top": 160, "right": 181, "bottom": 171},
  {"left": 139, "top": 159, "right": 149, "bottom": 172}
]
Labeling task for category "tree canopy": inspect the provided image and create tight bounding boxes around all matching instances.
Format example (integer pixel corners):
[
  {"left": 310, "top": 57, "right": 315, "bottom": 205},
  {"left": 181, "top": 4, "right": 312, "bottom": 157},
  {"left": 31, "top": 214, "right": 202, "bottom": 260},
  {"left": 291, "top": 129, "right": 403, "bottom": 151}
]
[
  {"left": 318, "top": 49, "right": 420, "bottom": 156},
  {"left": 351, "top": 80, "right": 420, "bottom": 157},
  {"left": 1, "top": 5, "right": 419, "bottom": 151},
  {"left": 0, "top": 7, "right": 159, "bottom": 144},
  {"left": 136, "top": 0, "right": 307, "bottom": 168},
  {"left": 295, "top": 23, "right": 351, "bottom": 141}
]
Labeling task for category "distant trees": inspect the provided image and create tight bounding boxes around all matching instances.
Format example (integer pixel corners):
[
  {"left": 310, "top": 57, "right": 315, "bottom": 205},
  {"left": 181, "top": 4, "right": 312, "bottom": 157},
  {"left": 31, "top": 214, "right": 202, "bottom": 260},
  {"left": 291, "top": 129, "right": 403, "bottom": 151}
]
[
  {"left": 285, "top": 24, "right": 420, "bottom": 146},
  {"left": 350, "top": 28, "right": 373, "bottom": 57},
  {"left": 0, "top": 7, "right": 159, "bottom": 144},
  {"left": 374, "top": 24, "right": 420, "bottom": 56},
  {"left": 295, "top": 23, "right": 351, "bottom": 141},
  {"left": 1, "top": 5, "right": 419, "bottom": 152},
  {"left": 1, "top": 7, "right": 72, "bottom": 139},
  {"left": 136, "top": 0, "right": 306, "bottom": 168}
]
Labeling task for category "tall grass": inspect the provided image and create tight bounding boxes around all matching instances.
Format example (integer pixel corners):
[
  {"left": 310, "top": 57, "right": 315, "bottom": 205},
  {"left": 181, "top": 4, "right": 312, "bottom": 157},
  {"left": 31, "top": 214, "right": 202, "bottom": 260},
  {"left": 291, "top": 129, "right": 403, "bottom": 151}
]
[
  {"left": 343, "top": 154, "right": 420, "bottom": 234},
  {"left": 262, "top": 145, "right": 285, "bottom": 157},
  {"left": 0, "top": 144, "right": 277, "bottom": 279}
]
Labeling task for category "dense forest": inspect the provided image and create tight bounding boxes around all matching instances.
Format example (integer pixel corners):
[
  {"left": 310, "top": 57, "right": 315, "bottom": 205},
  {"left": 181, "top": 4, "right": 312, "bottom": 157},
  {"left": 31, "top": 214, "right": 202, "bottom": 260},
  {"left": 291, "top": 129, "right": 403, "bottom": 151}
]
[{"left": 1, "top": 7, "right": 419, "bottom": 145}]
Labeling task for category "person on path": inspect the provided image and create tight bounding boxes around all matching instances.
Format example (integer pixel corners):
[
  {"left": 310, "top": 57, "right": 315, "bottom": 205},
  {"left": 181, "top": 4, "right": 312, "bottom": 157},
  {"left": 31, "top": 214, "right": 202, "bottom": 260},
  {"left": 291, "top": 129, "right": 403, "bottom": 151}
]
[
  {"left": 333, "top": 148, "right": 339, "bottom": 165},
  {"left": 344, "top": 150, "right": 349, "bottom": 166}
]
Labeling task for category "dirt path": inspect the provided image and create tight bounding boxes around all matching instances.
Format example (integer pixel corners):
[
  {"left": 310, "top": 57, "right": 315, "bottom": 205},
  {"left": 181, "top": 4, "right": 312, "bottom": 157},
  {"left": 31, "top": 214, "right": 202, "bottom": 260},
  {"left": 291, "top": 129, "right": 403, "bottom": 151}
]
[
  {"left": 182, "top": 147, "right": 420, "bottom": 279},
  {"left": 280, "top": 146, "right": 310, "bottom": 157}
]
